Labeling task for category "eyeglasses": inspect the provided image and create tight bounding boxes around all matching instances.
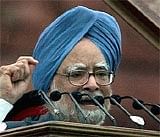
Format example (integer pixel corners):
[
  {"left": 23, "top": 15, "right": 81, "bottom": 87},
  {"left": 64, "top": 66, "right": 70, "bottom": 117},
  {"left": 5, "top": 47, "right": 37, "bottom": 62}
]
[{"left": 56, "top": 70, "right": 115, "bottom": 86}]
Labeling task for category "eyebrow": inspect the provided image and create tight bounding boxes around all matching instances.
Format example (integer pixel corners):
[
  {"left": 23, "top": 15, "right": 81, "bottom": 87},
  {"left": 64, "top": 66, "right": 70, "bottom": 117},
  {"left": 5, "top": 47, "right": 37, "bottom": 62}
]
[
  {"left": 94, "top": 62, "right": 110, "bottom": 71},
  {"left": 66, "top": 63, "right": 87, "bottom": 73},
  {"left": 65, "top": 62, "right": 110, "bottom": 73}
]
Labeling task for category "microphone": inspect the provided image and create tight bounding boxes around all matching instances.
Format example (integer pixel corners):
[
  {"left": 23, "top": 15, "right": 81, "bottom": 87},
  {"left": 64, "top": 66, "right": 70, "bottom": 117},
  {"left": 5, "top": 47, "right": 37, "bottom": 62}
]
[
  {"left": 50, "top": 90, "right": 88, "bottom": 123},
  {"left": 135, "top": 102, "right": 160, "bottom": 115},
  {"left": 100, "top": 96, "right": 145, "bottom": 127},
  {"left": 38, "top": 90, "right": 63, "bottom": 118},
  {"left": 112, "top": 95, "right": 160, "bottom": 124},
  {"left": 72, "top": 91, "right": 117, "bottom": 126},
  {"left": 146, "top": 104, "right": 160, "bottom": 115}
]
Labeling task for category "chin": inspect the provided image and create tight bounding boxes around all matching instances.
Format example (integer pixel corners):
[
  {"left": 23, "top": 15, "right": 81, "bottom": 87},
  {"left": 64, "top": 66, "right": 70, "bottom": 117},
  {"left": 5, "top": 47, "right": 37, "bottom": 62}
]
[
  {"left": 75, "top": 106, "right": 106, "bottom": 125},
  {"left": 80, "top": 104, "right": 98, "bottom": 111},
  {"left": 51, "top": 100, "right": 106, "bottom": 125}
]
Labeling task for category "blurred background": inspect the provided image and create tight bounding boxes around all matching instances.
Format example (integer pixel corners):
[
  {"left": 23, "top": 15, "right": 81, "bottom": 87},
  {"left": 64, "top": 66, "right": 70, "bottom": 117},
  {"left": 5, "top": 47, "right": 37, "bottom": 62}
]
[{"left": 1, "top": 0, "right": 159, "bottom": 131}]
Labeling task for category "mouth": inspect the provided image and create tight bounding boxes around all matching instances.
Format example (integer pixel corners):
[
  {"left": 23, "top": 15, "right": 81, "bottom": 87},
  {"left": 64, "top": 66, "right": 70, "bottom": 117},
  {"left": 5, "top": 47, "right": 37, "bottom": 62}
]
[
  {"left": 71, "top": 91, "right": 104, "bottom": 106},
  {"left": 78, "top": 96, "right": 98, "bottom": 111},
  {"left": 78, "top": 96, "right": 95, "bottom": 106}
]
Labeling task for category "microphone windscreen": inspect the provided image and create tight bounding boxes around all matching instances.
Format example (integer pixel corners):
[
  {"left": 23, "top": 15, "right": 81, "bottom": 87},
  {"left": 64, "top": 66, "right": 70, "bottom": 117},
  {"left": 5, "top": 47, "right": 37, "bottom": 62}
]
[
  {"left": 150, "top": 105, "right": 160, "bottom": 115},
  {"left": 94, "top": 96, "right": 104, "bottom": 105},
  {"left": 111, "top": 95, "right": 121, "bottom": 104},
  {"left": 71, "top": 91, "right": 82, "bottom": 102},
  {"left": 132, "top": 99, "right": 144, "bottom": 110},
  {"left": 50, "top": 90, "right": 62, "bottom": 101}
]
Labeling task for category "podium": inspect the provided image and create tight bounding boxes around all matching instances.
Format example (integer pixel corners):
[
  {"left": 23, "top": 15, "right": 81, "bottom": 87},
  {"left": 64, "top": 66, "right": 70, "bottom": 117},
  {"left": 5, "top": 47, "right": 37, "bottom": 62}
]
[{"left": 0, "top": 121, "right": 159, "bottom": 137}]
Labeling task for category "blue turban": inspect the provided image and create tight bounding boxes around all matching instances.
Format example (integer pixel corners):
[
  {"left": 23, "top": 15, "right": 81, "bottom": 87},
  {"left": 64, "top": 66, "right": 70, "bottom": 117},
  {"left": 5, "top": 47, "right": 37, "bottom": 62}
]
[{"left": 32, "top": 6, "right": 121, "bottom": 91}]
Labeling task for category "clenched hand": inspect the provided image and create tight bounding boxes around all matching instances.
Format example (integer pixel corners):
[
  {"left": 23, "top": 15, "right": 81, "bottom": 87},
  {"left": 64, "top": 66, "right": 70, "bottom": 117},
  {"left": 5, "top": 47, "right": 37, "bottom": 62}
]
[{"left": 0, "top": 56, "right": 38, "bottom": 104}]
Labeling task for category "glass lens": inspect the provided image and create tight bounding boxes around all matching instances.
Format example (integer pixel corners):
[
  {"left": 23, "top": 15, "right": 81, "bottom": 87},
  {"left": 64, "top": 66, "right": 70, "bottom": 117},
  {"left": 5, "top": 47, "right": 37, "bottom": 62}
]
[
  {"left": 95, "top": 70, "right": 111, "bottom": 85},
  {"left": 69, "top": 70, "right": 88, "bottom": 85}
]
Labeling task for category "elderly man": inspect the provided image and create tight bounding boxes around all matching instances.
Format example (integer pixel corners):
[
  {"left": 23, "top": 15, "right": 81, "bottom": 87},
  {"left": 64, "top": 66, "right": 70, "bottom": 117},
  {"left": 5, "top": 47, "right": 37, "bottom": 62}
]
[{"left": 0, "top": 6, "right": 121, "bottom": 130}]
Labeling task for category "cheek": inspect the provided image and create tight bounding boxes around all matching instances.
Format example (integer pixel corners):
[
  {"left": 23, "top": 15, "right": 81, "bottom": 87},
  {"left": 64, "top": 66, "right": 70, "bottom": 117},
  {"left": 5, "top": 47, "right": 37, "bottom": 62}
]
[
  {"left": 101, "top": 86, "right": 112, "bottom": 110},
  {"left": 101, "top": 86, "right": 112, "bottom": 97},
  {"left": 54, "top": 76, "right": 78, "bottom": 93}
]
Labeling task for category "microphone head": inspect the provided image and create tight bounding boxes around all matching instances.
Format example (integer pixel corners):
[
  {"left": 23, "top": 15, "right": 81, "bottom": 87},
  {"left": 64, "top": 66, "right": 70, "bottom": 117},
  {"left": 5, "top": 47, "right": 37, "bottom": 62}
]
[
  {"left": 111, "top": 95, "right": 121, "bottom": 104},
  {"left": 71, "top": 91, "right": 82, "bottom": 102},
  {"left": 50, "top": 90, "right": 62, "bottom": 101},
  {"left": 94, "top": 96, "right": 104, "bottom": 105},
  {"left": 150, "top": 105, "right": 160, "bottom": 115},
  {"left": 132, "top": 99, "right": 144, "bottom": 110}
]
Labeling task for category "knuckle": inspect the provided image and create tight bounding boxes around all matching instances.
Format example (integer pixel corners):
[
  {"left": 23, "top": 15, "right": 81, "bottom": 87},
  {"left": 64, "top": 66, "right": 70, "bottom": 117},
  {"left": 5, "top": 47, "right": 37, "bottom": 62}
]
[
  {"left": 17, "top": 56, "right": 23, "bottom": 61},
  {"left": 17, "top": 56, "right": 26, "bottom": 62},
  {"left": 16, "top": 61, "right": 25, "bottom": 67},
  {"left": 15, "top": 66, "right": 21, "bottom": 72},
  {"left": 21, "top": 60, "right": 28, "bottom": 64},
  {"left": 0, "top": 65, "right": 8, "bottom": 70},
  {"left": 0, "top": 66, "right": 10, "bottom": 75}
]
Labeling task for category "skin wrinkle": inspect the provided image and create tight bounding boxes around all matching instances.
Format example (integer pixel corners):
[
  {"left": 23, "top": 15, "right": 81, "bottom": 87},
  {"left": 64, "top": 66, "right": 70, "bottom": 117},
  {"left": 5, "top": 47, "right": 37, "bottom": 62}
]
[{"left": 47, "top": 38, "right": 112, "bottom": 125}]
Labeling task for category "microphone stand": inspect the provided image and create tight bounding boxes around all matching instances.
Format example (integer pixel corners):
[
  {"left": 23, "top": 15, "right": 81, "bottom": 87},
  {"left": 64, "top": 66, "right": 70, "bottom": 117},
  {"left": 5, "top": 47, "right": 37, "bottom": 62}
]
[
  {"left": 50, "top": 90, "right": 88, "bottom": 123},
  {"left": 143, "top": 103, "right": 160, "bottom": 115},
  {"left": 63, "top": 92, "right": 88, "bottom": 123},
  {"left": 120, "top": 96, "right": 160, "bottom": 124},
  {"left": 38, "top": 90, "right": 64, "bottom": 120},
  {"left": 80, "top": 93, "right": 117, "bottom": 126},
  {"left": 103, "top": 96, "right": 145, "bottom": 128}
]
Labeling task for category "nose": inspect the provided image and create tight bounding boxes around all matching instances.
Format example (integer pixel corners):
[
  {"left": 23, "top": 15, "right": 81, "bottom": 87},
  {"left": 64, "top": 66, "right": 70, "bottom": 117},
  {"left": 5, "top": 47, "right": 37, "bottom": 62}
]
[{"left": 83, "top": 75, "right": 99, "bottom": 91}]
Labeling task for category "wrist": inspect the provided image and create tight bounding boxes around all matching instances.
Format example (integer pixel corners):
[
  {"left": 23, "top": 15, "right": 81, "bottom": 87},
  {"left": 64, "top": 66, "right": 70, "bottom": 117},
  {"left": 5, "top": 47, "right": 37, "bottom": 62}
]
[{"left": 0, "top": 94, "right": 22, "bottom": 105}]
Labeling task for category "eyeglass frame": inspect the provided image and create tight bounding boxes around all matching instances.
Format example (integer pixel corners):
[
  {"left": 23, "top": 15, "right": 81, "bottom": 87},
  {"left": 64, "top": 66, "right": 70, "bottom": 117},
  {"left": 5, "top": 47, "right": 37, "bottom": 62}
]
[{"left": 56, "top": 69, "right": 115, "bottom": 86}]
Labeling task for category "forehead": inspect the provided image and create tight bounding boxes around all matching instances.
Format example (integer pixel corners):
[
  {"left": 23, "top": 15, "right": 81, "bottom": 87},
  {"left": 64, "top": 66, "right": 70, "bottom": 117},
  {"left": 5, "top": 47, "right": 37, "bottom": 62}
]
[{"left": 58, "top": 38, "right": 106, "bottom": 72}]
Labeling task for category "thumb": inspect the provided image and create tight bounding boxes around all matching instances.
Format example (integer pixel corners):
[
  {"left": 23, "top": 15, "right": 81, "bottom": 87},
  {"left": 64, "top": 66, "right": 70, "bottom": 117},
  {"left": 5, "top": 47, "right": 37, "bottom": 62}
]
[{"left": 29, "top": 64, "right": 36, "bottom": 74}]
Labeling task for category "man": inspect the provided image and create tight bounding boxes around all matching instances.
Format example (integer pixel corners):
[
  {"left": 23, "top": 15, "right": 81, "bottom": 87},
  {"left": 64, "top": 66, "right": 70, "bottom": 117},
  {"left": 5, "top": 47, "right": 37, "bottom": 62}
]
[{"left": 0, "top": 6, "right": 121, "bottom": 130}]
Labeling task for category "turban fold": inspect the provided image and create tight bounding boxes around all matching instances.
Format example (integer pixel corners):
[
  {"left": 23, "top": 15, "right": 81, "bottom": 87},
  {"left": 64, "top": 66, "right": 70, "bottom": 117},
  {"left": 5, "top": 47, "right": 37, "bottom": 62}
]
[{"left": 32, "top": 6, "right": 121, "bottom": 91}]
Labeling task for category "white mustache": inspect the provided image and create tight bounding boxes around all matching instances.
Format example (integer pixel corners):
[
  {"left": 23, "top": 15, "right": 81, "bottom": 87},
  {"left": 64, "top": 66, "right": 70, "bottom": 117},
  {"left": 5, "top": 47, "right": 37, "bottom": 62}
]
[
  {"left": 73, "top": 90, "right": 104, "bottom": 105},
  {"left": 77, "top": 90, "right": 104, "bottom": 98}
]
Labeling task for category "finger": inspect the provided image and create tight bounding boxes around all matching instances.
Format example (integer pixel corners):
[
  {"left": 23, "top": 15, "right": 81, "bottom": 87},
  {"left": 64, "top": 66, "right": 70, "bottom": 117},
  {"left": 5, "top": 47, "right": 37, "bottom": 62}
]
[
  {"left": 0, "top": 65, "right": 18, "bottom": 78},
  {"left": 16, "top": 60, "right": 30, "bottom": 78},
  {"left": 0, "top": 65, "right": 21, "bottom": 82},
  {"left": 11, "top": 65, "right": 24, "bottom": 82},
  {"left": 16, "top": 57, "right": 38, "bottom": 77},
  {"left": 17, "top": 56, "right": 39, "bottom": 65},
  {"left": 6, "top": 61, "right": 27, "bottom": 82},
  {"left": 0, "top": 65, "right": 12, "bottom": 77},
  {"left": 13, "top": 59, "right": 36, "bottom": 81}
]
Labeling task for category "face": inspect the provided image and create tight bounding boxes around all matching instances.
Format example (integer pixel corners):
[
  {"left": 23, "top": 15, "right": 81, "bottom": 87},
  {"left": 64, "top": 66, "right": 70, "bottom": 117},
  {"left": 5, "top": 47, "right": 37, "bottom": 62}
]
[{"left": 49, "top": 38, "right": 112, "bottom": 124}]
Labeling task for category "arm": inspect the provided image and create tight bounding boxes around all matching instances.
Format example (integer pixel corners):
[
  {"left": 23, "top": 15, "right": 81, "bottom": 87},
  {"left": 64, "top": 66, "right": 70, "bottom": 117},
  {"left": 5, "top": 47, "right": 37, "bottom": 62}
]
[{"left": 0, "top": 56, "right": 38, "bottom": 121}]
